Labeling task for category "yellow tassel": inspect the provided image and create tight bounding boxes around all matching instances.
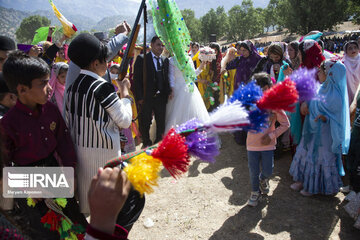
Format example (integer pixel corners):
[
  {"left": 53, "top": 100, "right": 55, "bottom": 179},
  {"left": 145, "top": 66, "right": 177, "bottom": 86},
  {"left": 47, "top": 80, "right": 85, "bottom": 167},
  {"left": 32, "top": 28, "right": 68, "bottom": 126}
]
[
  {"left": 124, "top": 153, "right": 162, "bottom": 195},
  {"left": 65, "top": 232, "right": 78, "bottom": 240},
  {"left": 27, "top": 198, "right": 36, "bottom": 207}
]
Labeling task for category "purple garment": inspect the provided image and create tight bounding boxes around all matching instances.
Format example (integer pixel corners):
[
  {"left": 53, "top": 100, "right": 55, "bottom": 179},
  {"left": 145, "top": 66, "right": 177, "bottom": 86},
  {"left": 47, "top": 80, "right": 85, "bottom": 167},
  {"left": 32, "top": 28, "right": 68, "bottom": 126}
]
[
  {"left": 1, "top": 100, "right": 77, "bottom": 167},
  {"left": 226, "top": 43, "right": 261, "bottom": 90}
]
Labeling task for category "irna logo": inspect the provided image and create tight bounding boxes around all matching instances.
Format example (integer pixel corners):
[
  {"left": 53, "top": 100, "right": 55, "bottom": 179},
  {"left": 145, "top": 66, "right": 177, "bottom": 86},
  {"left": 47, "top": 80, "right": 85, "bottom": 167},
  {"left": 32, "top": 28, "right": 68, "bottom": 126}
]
[{"left": 8, "top": 172, "right": 69, "bottom": 188}]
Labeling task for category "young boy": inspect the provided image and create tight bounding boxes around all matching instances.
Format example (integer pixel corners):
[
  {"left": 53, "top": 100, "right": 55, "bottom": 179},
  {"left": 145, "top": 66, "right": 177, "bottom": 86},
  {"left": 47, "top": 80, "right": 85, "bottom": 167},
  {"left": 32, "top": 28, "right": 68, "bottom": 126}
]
[
  {"left": 0, "top": 35, "right": 16, "bottom": 72},
  {"left": 246, "top": 72, "right": 290, "bottom": 207},
  {"left": 1, "top": 51, "right": 87, "bottom": 239},
  {"left": 66, "top": 33, "right": 144, "bottom": 231},
  {"left": 0, "top": 73, "right": 16, "bottom": 118}
]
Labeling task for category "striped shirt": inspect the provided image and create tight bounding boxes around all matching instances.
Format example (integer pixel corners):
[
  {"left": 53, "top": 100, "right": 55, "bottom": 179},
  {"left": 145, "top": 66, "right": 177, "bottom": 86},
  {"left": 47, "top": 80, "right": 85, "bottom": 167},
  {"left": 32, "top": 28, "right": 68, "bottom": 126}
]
[{"left": 64, "top": 70, "right": 132, "bottom": 150}]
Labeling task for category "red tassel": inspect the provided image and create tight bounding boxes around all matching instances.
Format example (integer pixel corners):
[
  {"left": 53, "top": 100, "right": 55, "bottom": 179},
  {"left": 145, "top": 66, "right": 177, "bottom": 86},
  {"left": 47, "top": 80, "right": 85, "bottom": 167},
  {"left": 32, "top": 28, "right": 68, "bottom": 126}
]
[
  {"left": 151, "top": 128, "right": 190, "bottom": 178},
  {"left": 77, "top": 234, "right": 85, "bottom": 240},
  {"left": 40, "top": 210, "right": 61, "bottom": 231},
  {"left": 257, "top": 78, "right": 299, "bottom": 112}
]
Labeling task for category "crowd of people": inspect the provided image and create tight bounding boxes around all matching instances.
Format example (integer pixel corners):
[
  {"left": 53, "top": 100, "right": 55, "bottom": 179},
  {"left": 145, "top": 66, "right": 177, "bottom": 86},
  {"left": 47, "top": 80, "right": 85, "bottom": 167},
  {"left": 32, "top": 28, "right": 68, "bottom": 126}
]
[{"left": 0, "top": 17, "right": 359, "bottom": 239}]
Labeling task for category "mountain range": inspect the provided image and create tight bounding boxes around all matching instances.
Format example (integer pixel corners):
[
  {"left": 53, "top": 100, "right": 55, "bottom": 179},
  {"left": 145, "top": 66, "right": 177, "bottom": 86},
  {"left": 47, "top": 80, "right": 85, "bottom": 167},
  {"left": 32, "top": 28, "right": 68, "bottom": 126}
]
[{"left": 0, "top": 0, "right": 269, "bottom": 40}]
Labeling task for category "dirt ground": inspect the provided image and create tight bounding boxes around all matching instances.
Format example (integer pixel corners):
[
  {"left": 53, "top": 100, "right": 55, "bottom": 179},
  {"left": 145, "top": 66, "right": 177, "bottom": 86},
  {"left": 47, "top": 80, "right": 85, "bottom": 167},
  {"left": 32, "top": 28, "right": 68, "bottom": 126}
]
[{"left": 128, "top": 133, "right": 360, "bottom": 240}]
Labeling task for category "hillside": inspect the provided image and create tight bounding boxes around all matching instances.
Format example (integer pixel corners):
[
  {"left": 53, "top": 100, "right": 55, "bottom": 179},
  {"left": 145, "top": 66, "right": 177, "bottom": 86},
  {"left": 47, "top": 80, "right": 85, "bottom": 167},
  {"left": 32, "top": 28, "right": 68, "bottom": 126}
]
[
  {"left": 0, "top": 7, "right": 30, "bottom": 40},
  {"left": 0, "top": 6, "right": 137, "bottom": 41},
  {"left": 0, "top": 0, "right": 271, "bottom": 41}
]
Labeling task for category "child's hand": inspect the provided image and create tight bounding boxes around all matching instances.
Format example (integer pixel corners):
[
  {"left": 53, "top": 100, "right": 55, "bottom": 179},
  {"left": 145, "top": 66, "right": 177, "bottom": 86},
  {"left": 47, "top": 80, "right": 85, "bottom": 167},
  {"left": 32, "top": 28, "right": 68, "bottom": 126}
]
[
  {"left": 119, "top": 78, "right": 131, "bottom": 90},
  {"left": 283, "top": 66, "right": 293, "bottom": 76},
  {"left": 315, "top": 114, "right": 327, "bottom": 122},
  {"left": 28, "top": 45, "right": 42, "bottom": 57},
  {"left": 300, "top": 102, "right": 309, "bottom": 115},
  {"left": 88, "top": 167, "right": 131, "bottom": 234},
  {"left": 261, "top": 134, "right": 272, "bottom": 145}
]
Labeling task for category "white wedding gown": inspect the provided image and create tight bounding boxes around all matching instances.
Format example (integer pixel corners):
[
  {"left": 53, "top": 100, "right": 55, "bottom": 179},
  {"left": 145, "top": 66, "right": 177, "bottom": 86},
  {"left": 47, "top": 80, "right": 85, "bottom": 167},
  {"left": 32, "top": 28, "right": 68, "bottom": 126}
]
[{"left": 164, "top": 57, "right": 210, "bottom": 132}]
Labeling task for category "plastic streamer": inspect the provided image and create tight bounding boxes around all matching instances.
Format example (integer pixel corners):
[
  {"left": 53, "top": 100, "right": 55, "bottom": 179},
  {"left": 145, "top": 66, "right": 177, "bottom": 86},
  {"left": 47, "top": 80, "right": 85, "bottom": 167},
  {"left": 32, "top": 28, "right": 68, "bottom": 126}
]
[{"left": 149, "top": 0, "right": 196, "bottom": 91}]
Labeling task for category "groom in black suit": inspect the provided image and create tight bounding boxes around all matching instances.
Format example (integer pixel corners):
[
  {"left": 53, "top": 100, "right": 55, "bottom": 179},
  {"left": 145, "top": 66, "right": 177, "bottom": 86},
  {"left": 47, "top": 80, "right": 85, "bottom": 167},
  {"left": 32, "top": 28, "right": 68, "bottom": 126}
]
[{"left": 134, "top": 36, "right": 171, "bottom": 147}]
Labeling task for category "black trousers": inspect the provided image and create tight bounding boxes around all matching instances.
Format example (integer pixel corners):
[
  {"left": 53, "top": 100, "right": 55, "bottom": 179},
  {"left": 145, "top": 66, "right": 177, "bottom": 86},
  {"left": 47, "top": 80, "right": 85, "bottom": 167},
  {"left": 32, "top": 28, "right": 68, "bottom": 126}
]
[{"left": 139, "top": 95, "right": 167, "bottom": 145}]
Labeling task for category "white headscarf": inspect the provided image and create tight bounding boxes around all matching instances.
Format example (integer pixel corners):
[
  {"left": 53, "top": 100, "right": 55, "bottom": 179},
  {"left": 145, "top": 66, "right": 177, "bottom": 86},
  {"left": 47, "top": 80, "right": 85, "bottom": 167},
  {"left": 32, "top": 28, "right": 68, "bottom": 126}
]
[{"left": 343, "top": 42, "right": 360, "bottom": 104}]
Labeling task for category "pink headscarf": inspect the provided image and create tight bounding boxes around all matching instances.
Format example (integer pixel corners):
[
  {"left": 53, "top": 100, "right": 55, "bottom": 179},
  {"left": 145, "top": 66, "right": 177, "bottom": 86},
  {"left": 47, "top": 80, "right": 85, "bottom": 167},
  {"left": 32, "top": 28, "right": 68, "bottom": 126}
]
[{"left": 49, "top": 62, "right": 68, "bottom": 113}]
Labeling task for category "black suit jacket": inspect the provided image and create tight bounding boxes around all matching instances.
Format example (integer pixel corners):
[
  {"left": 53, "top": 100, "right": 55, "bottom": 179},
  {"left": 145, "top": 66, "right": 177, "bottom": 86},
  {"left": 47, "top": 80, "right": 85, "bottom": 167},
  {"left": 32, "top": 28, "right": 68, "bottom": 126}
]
[{"left": 133, "top": 52, "right": 171, "bottom": 103}]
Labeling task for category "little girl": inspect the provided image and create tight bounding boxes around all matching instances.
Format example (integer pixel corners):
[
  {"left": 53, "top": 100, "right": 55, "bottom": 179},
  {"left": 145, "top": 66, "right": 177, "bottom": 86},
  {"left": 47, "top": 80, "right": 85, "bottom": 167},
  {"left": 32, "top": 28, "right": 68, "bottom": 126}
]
[
  {"left": 49, "top": 62, "right": 68, "bottom": 113},
  {"left": 246, "top": 72, "right": 290, "bottom": 207}
]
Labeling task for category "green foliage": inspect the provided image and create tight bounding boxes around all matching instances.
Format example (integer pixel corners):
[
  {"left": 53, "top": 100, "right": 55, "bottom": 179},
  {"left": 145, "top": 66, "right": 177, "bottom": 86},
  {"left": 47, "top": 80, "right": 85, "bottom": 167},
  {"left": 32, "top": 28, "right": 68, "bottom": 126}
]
[
  {"left": 181, "top": 9, "right": 202, "bottom": 42},
  {"left": 348, "top": 0, "right": 360, "bottom": 25},
  {"left": 276, "top": 0, "right": 350, "bottom": 35},
  {"left": 264, "top": 0, "right": 280, "bottom": 32},
  {"left": 147, "top": 0, "right": 353, "bottom": 45},
  {"left": 227, "top": 0, "right": 264, "bottom": 41},
  {"left": 15, "top": 15, "right": 50, "bottom": 43},
  {"left": 200, "top": 6, "right": 228, "bottom": 43}
]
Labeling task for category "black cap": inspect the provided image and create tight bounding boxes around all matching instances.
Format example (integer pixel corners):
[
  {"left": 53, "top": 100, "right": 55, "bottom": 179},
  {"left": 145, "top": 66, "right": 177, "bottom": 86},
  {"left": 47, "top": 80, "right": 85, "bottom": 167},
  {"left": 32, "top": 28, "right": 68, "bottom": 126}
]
[
  {"left": 68, "top": 33, "right": 101, "bottom": 68},
  {"left": 0, "top": 73, "right": 10, "bottom": 94},
  {"left": 0, "top": 36, "right": 16, "bottom": 51}
]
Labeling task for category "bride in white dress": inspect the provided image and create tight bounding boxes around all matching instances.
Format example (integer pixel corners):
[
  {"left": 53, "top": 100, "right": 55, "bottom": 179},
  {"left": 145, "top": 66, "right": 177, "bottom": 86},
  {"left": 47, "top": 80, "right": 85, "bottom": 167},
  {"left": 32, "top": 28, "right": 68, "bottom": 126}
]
[{"left": 165, "top": 56, "right": 210, "bottom": 132}]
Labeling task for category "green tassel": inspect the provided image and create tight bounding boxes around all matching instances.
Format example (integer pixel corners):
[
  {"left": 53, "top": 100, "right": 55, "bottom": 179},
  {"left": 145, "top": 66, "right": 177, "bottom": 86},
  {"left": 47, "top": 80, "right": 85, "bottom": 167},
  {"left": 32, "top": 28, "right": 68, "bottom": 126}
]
[
  {"left": 150, "top": 0, "right": 196, "bottom": 92},
  {"left": 55, "top": 198, "right": 68, "bottom": 208},
  {"left": 58, "top": 217, "right": 72, "bottom": 239},
  {"left": 43, "top": 223, "right": 51, "bottom": 229},
  {"left": 61, "top": 218, "right": 72, "bottom": 232},
  {"left": 27, "top": 198, "right": 36, "bottom": 207},
  {"left": 71, "top": 224, "right": 85, "bottom": 233},
  {"left": 60, "top": 230, "right": 69, "bottom": 239}
]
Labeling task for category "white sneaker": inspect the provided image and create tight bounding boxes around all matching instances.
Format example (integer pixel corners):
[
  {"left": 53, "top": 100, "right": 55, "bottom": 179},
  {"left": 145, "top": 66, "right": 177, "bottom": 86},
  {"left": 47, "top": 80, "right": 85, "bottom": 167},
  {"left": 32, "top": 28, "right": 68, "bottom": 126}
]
[{"left": 247, "top": 191, "right": 261, "bottom": 207}]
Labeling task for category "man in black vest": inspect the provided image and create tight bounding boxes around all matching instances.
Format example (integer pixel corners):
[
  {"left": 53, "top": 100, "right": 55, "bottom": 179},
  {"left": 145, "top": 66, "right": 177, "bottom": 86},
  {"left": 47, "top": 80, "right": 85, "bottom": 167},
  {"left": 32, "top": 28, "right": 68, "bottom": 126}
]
[{"left": 134, "top": 36, "right": 171, "bottom": 147}]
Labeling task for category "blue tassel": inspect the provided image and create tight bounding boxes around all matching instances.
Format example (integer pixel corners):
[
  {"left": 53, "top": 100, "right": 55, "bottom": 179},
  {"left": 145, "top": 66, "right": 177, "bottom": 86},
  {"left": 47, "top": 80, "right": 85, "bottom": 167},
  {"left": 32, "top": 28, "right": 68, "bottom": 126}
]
[
  {"left": 245, "top": 106, "right": 269, "bottom": 132},
  {"left": 229, "top": 81, "right": 263, "bottom": 107}
]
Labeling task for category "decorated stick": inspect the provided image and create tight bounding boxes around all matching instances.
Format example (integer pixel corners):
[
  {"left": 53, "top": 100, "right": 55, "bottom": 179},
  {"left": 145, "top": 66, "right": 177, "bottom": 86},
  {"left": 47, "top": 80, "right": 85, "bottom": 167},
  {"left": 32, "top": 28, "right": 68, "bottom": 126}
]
[{"left": 119, "top": 0, "right": 146, "bottom": 81}]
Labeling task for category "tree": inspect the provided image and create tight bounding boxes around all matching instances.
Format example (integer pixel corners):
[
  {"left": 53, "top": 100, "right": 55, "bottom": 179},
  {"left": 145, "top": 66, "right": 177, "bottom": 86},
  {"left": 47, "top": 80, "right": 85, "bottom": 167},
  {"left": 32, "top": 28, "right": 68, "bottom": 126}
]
[
  {"left": 264, "top": 0, "right": 280, "bottom": 32},
  {"left": 348, "top": 0, "right": 360, "bottom": 25},
  {"left": 200, "top": 8, "right": 218, "bottom": 43},
  {"left": 254, "top": 8, "right": 265, "bottom": 35},
  {"left": 215, "top": 6, "right": 229, "bottom": 39},
  {"left": 276, "top": 0, "right": 349, "bottom": 35},
  {"left": 227, "top": 0, "right": 264, "bottom": 41},
  {"left": 15, "top": 15, "right": 51, "bottom": 43},
  {"left": 199, "top": 6, "right": 228, "bottom": 43},
  {"left": 181, "top": 9, "right": 202, "bottom": 42}
]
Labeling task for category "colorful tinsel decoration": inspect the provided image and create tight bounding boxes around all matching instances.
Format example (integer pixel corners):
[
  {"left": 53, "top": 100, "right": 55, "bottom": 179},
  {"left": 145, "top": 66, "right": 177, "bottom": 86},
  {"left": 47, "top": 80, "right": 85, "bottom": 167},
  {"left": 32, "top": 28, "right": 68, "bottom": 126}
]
[
  {"left": 27, "top": 198, "right": 85, "bottom": 239},
  {"left": 229, "top": 81, "right": 263, "bottom": 107},
  {"left": 151, "top": 128, "right": 190, "bottom": 178},
  {"left": 290, "top": 67, "right": 319, "bottom": 102},
  {"left": 124, "top": 153, "right": 162, "bottom": 195},
  {"left": 176, "top": 119, "right": 220, "bottom": 163},
  {"left": 257, "top": 78, "right": 299, "bottom": 112},
  {"left": 149, "top": 0, "right": 196, "bottom": 91},
  {"left": 104, "top": 71, "right": 320, "bottom": 196}
]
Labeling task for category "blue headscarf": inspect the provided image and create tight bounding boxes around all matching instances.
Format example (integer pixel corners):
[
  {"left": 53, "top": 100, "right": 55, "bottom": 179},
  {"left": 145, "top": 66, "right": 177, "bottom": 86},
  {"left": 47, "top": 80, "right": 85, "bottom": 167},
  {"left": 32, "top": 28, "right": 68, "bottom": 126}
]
[
  {"left": 304, "top": 60, "right": 351, "bottom": 175},
  {"left": 309, "top": 61, "right": 350, "bottom": 153}
]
